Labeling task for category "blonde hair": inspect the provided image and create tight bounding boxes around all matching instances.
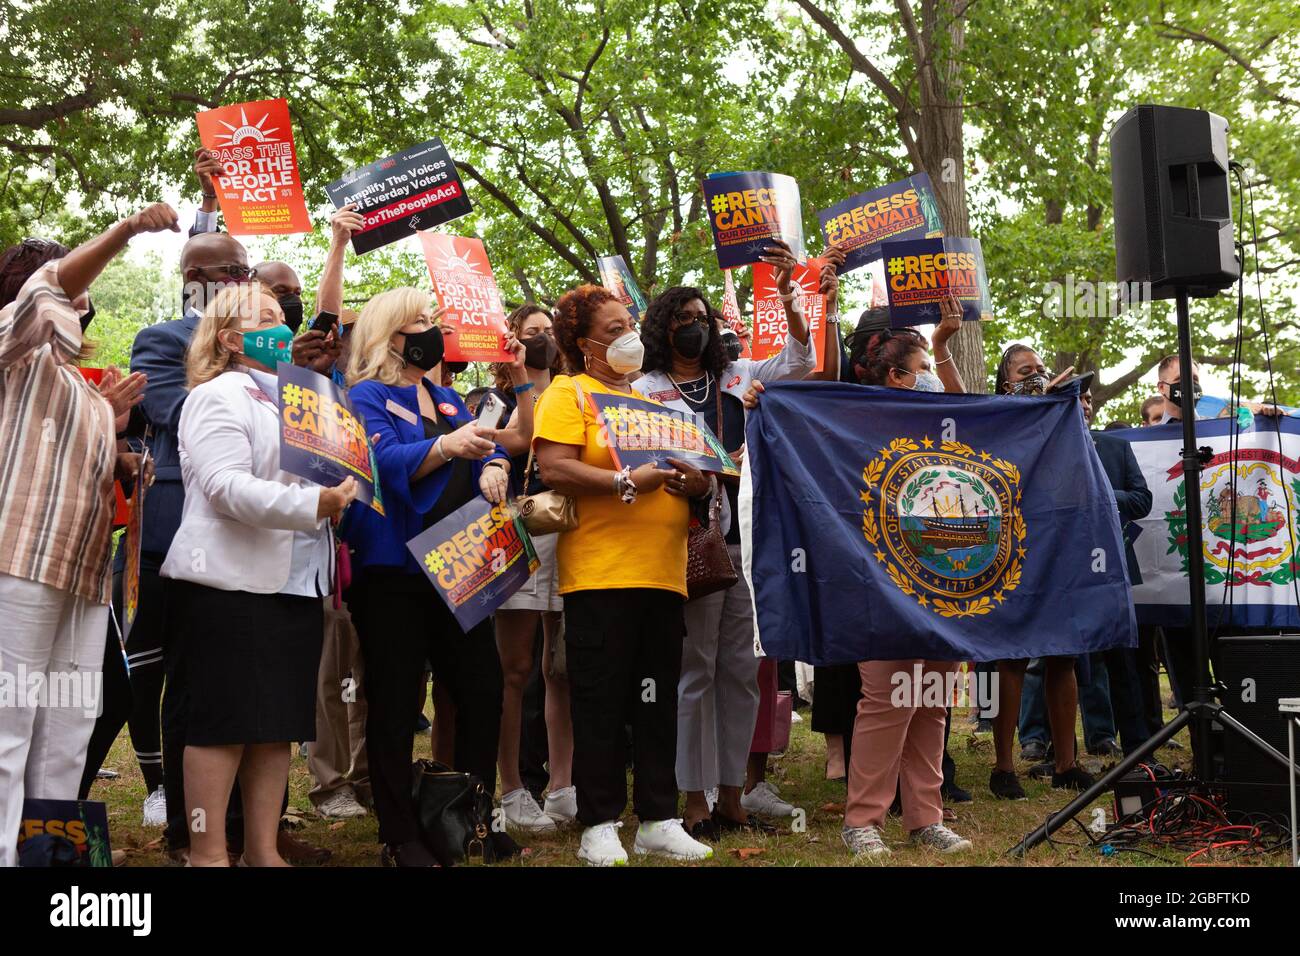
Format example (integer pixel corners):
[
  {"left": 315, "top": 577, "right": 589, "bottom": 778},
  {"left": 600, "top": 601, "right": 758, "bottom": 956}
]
[
  {"left": 185, "top": 282, "right": 277, "bottom": 389},
  {"left": 347, "top": 287, "right": 434, "bottom": 387}
]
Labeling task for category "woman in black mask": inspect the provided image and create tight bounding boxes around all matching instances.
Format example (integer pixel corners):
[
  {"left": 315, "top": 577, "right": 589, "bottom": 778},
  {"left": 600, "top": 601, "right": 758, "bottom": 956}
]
[
  {"left": 486, "top": 304, "right": 579, "bottom": 832},
  {"left": 987, "top": 344, "right": 1094, "bottom": 799},
  {"left": 632, "top": 242, "right": 817, "bottom": 838},
  {"left": 343, "top": 288, "right": 521, "bottom": 866}
]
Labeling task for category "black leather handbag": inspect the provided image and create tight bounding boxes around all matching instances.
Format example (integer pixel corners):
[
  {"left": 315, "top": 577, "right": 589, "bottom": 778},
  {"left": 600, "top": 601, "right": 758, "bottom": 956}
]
[{"left": 411, "top": 759, "right": 497, "bottom": 866}]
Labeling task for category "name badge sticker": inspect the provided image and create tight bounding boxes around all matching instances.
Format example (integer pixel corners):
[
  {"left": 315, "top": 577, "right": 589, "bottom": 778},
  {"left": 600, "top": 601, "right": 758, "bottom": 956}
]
[{"left": 385, "top": 398, "right": 418, "bottom": 425}]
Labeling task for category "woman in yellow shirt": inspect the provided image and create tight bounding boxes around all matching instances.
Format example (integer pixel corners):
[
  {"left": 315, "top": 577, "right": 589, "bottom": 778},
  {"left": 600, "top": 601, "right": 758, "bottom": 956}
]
[{"left": 533, "top": 285, "right": 713, "bottom": 866}]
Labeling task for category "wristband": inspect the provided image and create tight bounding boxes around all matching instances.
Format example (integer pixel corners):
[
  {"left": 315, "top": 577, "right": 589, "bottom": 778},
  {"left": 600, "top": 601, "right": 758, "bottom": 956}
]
[
  {"left": 202, "top": 192, "right": 217, "bottom": 200},
  {"left": 935, "top": 354, "right": 954, "bottom": 366},
  {"left": 513, "top": 382, "right": 535, "bottom": 395},
  {"left": 484, "top": 459, "right": 507, "bottom": 471}
]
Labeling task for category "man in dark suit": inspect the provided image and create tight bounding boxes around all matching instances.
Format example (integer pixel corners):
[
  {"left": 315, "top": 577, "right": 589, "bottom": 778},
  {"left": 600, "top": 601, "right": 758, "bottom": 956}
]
[{"left": 1085, "top": 384, "right": 1155, "bottom": 754}]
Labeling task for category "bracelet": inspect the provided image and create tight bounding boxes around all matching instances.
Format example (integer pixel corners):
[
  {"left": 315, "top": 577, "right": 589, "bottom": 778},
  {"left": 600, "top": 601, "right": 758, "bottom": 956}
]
[
  {"left": 202, "top": 192, "right": 217, "bottom": 200},
  {"left": 935, "top": 354, "right": 954, "bottom": 366},
  {"left": 432, "top": 435, "right": 447, "bottom": 463},
  {"left": 614, "top": 466, "right": 637, "bottom": 504},
  {"left": 512, "top": 382, "right": 535, "bottom": 395},
  {"left": 484, "top": 459, "right": 507, "bottom": 471}
]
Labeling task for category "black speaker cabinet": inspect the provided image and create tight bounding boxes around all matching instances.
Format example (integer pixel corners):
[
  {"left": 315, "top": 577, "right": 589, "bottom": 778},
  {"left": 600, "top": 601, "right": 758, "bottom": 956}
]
[
  {"left": 1215, "top": 633, "right": 1300, "bottom": 818},
  {"left": 1109, "top": 104, "right": 1240, "bottom": 299}
]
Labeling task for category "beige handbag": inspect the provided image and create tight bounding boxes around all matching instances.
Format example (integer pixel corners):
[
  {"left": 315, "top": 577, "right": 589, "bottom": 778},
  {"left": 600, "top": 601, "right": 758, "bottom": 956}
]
[{"left": 516, "top": 379, "right": 582, "bottom": 535}]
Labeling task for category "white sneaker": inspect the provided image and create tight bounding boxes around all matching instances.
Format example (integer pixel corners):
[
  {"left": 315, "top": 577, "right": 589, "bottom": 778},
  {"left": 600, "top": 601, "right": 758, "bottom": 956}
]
[
  {"left": 543, "top": 786, "right": 577, "bottom": 825},
  {"left": 704, "top": 787, "right": 719, "bottom": 812},
  {"left": 842, "top": 825, "right": 892, "bottom": 858},
  {"left": 910, "top": 823, "right": 972, "bottom": 853},
  {"left": 316, "top": 788, "right": 367, "bottom": 820},
  {"left": 633, "top": 819, "right": 713, "bottom": 861},
  {"left": 142, "top": 787, "right": 167, "bottom": 827},
  {"left": 741, "top": 781, "right": 796, "bottom": 817},
  {"left": 577, "top": 821, "right": 627, "bottom": 866},
  {"left": 502, "top": 788, "right": 557, "bottom": 832}
]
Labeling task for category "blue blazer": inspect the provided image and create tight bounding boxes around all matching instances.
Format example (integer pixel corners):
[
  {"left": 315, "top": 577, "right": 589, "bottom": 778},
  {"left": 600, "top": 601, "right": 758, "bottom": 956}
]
[
  {"left": 119, "top": 310, "right": 201, "bottom": 565},
  {"left": 1093, "top": 431, "right": 1153, "bottom": 585},
  {"left": 344, "top": 378, "right": 508, "bottom": 574}
]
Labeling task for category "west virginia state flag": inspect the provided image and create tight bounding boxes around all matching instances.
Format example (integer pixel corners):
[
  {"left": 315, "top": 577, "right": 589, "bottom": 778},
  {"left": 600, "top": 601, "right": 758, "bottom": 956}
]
[{"left": 739, "top": 382, "right": 1136, "bottom": 664}]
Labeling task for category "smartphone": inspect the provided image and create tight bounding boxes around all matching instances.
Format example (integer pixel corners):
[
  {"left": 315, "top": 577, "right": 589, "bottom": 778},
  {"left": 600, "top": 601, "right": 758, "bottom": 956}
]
[
  {"left": 477, "top": 392, "right": 505, "bottom": 430},
  {"left": 1049, "top": 371, "right": 1094, "bottom": 395},
  {"left": 309, "top": 311, "right": 338, "bottom": 335}
]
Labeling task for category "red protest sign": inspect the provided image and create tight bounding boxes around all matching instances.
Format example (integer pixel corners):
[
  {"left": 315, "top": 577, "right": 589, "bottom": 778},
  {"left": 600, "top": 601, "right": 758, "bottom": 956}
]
[
  {"left": 418, "top": 233, "right": 511, "bottom": 362},
  {"left": 722, "top": 270, "right": 752, "bottom": 358},
  {"left": 195, "top": 98, "right": 312, "bottom": 235},
  {"left": 751, "top": 258, "right": 827, "bottom": 373}
]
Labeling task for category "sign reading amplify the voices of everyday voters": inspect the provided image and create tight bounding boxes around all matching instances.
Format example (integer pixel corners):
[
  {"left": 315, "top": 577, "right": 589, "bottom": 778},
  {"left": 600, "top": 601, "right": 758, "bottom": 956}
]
[
  {"left": 702, "top": 171, "right": 804, "bottom": 270},
  {"left": 326, "top": 139, "right": 472, "bottom": 254},
  {"left": 596, "top": 254, "right": 648, "bottom": 322},
  {"left": 588, "top": 392, "right": 739, "bottom": 477},
  {"left": 881, "top": 237, "right": 992, "bottom": 326},
  {"left": 277, "top": 364, "right": 384, "bottom": 514},
  {"left": 407, "top": 498, "right": 539, "bottom": 631},
  {"left": 818, "top": 172, "right": 944, "bottom": 274},
  {"left": 195, "top": 98, "right": 312, "bottom": 235},
  {"left": 721, "top": 269, "right": 751, "bottom": 358},
  {"left": 750, "top": 258, "right": 827, "bottom": 373},
  {"left": 418, "top": 233, "right": 511, "bottom": 363}
]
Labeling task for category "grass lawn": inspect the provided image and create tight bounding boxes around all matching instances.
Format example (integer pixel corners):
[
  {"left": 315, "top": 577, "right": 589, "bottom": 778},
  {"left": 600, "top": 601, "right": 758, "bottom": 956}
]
[{"left": 93, "top": 684, "right": 1292, "bottom": 868}]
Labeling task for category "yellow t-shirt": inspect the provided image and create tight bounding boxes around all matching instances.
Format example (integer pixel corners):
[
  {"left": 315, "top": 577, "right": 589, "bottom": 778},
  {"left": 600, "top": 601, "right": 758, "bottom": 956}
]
[{"left": 532, "top": 373, "right": 689, "bottom": 597}]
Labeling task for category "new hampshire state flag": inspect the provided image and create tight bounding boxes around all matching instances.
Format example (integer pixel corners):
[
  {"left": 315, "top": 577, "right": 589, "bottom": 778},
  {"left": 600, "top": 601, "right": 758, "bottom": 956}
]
[{"left": 739, "top": 382, "right": 1136, "bottom": 664}]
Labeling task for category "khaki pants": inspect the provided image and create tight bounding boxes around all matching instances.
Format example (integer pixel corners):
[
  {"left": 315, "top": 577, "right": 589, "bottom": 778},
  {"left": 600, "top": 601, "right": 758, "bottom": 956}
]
[{"left": 308, "top": 600, "right": 369, "bottom": 806}]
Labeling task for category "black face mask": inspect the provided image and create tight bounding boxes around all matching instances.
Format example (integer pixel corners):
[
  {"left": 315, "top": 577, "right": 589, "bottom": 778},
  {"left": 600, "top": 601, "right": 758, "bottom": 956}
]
[
  {"left": 400, "top": 325, "right": 446, "bottom": 371},
  {"left": 672, "top": 321, "right": 709, "bottom": 360},
  {"left": 1165, "top": 380, "right": 1202, "bottom": 409},
  {"left": 79, "top": 299, "right": 95, "bottom": 333},
  {"left": 521, "top": 332, "right": 559, "bottom": 371},
  {"left": 721, "top": 333, "right": 742, "bottom": 363},
  {"left": 278, "top": 294, "right": 304, "bottom": 333}
]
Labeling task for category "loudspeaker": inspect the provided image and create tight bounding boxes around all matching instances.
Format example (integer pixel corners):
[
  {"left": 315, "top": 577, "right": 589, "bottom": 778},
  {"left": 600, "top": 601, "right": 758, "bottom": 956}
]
[
  {"left": 1109, "top": 104, "right": 1240, "bottom": 299},
  {"left": 1215, "top": 633, "right": 1300, "bottom": 818}
]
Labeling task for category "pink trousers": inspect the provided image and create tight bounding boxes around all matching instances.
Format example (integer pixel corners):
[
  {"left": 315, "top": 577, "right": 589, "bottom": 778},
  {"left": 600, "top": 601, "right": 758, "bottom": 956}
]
[{"left": 844, "top": 659, "right": 958, "bottom": 832}]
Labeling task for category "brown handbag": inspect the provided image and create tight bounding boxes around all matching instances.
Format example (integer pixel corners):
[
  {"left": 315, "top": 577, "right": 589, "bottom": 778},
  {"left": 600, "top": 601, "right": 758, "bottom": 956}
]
[{"left": 685, "top": 386, "right": 738, "bottom": 600}]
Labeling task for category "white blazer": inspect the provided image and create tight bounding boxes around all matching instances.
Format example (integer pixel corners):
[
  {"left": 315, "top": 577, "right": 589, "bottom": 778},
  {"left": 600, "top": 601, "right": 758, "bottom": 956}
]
[
  {"left": 632, "top": 326, "right": 817, "bottom": 537},
  {"left": 161, "top": 368, "right": 326, "bottom": 594}
]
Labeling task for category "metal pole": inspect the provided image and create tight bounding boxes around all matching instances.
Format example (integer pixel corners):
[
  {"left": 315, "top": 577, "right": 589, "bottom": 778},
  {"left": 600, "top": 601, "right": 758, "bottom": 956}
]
[{"left": 1174, "top": 288, "right": 1214, "bottom": 782}]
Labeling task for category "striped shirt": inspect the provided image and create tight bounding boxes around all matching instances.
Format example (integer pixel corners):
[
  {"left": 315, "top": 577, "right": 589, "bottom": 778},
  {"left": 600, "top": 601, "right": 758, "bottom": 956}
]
[{"left": 0, "top": 262, "right": 116, "bottom": 605}]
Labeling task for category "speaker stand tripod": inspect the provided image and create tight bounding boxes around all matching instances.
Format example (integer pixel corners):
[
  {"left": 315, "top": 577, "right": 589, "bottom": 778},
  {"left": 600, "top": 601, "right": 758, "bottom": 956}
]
[{"left": 1010, "top": 288, "right": 1300, "bottom": 857}]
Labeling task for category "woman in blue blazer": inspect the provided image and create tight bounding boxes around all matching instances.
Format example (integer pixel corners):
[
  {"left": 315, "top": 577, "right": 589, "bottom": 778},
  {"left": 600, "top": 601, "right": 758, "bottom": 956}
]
[{"left": 345, "top": 287, "right": 516, "bottom": 867}]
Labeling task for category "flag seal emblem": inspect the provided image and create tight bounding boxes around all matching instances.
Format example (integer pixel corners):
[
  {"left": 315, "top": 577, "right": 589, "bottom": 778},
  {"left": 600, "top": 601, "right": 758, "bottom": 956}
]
[{"left": 861, "top": 437, "right": 1026, "bottom": 618}]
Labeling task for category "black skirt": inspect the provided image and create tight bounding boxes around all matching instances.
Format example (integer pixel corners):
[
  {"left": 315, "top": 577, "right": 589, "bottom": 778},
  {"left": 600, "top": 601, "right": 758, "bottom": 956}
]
[{"left": 165, "top": 578, "right": 323, "bottom": 746}]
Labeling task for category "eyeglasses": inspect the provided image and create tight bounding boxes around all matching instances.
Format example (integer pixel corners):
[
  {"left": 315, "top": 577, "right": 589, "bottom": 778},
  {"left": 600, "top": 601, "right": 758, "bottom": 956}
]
[
  {"left": 671, "top": 311, "right": 707, "bottom": 327},
  {"left": 200, "top": 264, "right": 254, "bottom": 281}
]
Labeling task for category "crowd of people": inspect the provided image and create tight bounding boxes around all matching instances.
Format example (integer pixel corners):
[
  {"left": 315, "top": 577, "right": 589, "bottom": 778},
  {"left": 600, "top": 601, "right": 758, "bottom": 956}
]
[{"left": 0, "top": 147, "right": 1242, "bottom": 867}]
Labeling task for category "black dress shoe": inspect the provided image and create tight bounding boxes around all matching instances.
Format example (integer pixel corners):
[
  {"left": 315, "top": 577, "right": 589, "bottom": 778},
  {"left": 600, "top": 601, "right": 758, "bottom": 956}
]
[
  {"left": 1087, "top": 739, "right": 1123, "bottom": 759},
  {"left": 1019, "top": 740, "right": 1047, "bottom": 762},
  {"left": 712, "top": 809, "right": 776, "bottom": 834},
  {"left": 683, "top": 817, "right": 721, "bottom": 842},
  {"left": 941, "top": 782, "right": 973, "bottom": 804},
  {"left": 1052, "top": 765, "right": 1096, "bottom": 791}
]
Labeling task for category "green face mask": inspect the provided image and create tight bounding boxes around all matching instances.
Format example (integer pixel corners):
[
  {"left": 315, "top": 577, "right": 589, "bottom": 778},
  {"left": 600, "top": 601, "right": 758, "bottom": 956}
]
[{"left": 241, "top": 324, "right": 294, "bottom": 369}]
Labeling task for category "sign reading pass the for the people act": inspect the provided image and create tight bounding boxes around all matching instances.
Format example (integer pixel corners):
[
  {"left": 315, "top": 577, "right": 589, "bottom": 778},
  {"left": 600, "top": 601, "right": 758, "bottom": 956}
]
[
  {"left": 750, "top": 259, "right": 827, "bottom": 373},
  {"left": 195, "top": 98, "right": 311, "bottom": 235},
  {"left": 418, "top": 233, "right": 512, "bottom": 363}
]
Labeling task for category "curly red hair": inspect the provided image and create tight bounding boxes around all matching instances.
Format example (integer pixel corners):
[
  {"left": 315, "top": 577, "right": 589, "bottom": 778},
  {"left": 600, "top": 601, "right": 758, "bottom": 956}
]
[{"left": 553, "top": 284, "right": 618, "bottom": 373}]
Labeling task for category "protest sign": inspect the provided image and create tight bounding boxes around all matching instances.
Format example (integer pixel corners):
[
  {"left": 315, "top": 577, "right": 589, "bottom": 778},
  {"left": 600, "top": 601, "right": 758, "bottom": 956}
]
[
  {"left": 195, "top": 98, "right": 311, "bottom": 235},
  {"left": 721, "top": 269, "right": 751, "bottom": 358},
  {"left": 588, "top": 392, "right": 739, "bottom": 477},
  {"left": 277, "top": 364, "right": 384, "bottom": 514},
  {"left": 703, "top": 171, "right": 804, "bottom": 269},
  {"left": 818, "top": 173, "right": 944, "bottom": 273},
  {"left": 18, "top": 799, "right": 112, "bottom": 867},
  {"left": 326, "top": 139, "right": 472, "bottom": 254},
  {"left": 417, "top": 233, "right": 511, "bottom": 362},
  {"left": 881, "top": 237, "right": 992, "bottom": 326},
  {"left": 596, "top": 254, "right": 648, "bottom": 322},
  {"left": 407, "top": 498, "right": 539, "bottom": 631},
  {"left": 750, "top": 258, "right": 827, "bottom": 373}
]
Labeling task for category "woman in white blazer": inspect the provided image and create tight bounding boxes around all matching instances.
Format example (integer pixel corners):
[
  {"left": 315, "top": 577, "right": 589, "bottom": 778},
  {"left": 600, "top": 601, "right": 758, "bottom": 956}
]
[{"left": 160, "top": 282, "right": 356, "bottom": 867}]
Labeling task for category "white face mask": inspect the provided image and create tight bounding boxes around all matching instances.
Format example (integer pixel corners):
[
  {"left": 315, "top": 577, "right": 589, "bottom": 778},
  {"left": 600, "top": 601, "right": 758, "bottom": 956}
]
[
  {"left": 591, "top": 331, "right": 644, "bottom": 375},
  {"left": 896, "top": 367, "right": 944, "bottom": 393}
]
